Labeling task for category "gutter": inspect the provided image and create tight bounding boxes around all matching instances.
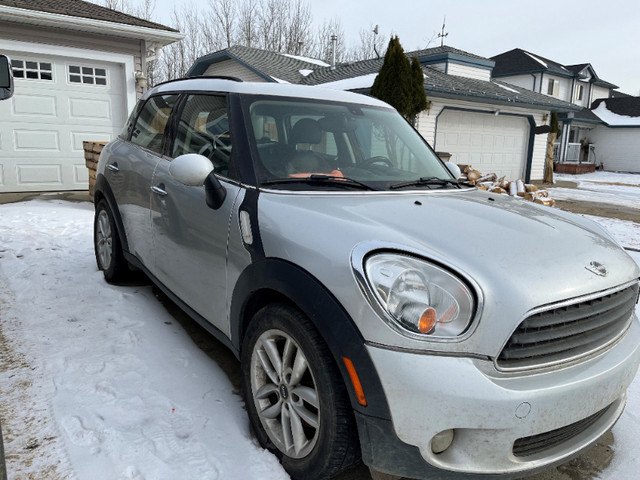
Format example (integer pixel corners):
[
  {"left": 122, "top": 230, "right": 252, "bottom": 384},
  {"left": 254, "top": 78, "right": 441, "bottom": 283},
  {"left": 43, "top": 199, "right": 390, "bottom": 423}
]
[{"left": 0, "top": 5, "right": 184, "bottom": 46}]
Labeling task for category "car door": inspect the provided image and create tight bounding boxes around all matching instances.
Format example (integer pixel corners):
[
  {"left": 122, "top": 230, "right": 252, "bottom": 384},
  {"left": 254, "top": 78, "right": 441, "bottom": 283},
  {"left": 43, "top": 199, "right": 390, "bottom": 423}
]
[
  {"left": 105, "top": 94, "right": 178, "bottom": 267},
  {"left": 150, "top": 94, "right": 242, "bottom": 335}
]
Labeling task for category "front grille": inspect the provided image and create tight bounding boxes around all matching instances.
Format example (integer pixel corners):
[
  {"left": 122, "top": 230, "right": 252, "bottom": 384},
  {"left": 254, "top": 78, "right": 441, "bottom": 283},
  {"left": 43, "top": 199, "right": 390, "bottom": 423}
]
[
  {"left": 513, "top": 404, "right": 611, "bottom": 457},
  {"left": 498, "top": 283, "right": 638, "bottom": 370}
]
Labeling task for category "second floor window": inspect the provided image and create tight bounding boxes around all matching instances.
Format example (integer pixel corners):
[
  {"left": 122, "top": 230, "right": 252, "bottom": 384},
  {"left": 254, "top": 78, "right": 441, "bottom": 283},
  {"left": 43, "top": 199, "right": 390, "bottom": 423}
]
[
  {"left": 575, "top": 84, "right": 584, "bottom": 101},
  {"left": 547, "top": 78, "right": 559, "bottom": 96}
]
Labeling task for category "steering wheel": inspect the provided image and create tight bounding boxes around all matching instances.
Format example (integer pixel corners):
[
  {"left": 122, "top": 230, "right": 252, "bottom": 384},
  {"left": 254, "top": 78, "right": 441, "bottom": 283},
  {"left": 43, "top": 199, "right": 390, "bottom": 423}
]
[{"left": 359, "top": 156, "right": 394, "bottom": 168}]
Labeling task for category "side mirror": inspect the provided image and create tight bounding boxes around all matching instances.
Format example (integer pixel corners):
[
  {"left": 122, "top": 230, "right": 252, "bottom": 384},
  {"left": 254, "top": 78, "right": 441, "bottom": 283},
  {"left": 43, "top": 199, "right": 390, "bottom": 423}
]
[
  {"left": 0, "top": 55, "right": 14, "bottom": 101},
  {"left": 445, "top": 161, "right": 461, "bottom": 180},
  {"left": 169, "top": 153, "right": 226, "bottom": 210}
]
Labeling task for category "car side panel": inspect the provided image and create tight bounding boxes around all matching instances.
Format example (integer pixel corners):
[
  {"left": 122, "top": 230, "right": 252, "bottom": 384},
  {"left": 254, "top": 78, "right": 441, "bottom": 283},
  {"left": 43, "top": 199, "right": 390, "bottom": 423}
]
[
  {"left": 102, "top": 139, "right": 159, "bottom": 268},
  {"left": 150, "top": 159, "right": 243, "bottom": 336}
]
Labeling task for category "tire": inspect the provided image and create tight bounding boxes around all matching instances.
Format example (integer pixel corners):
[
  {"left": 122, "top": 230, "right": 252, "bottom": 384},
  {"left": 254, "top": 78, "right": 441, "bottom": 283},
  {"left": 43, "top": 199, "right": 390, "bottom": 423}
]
[
  {"left": 94, "top": 199, "right": 128, "bottom": 282},
  {"left": 241, "top": 303, "right": 360, "bottom": 480}
]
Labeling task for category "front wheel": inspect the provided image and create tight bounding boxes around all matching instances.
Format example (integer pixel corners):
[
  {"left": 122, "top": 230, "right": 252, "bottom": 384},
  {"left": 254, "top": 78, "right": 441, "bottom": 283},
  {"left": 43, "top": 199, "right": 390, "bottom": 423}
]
[{"left": 241, "top": 303, "right": 360, "bottom": 480}]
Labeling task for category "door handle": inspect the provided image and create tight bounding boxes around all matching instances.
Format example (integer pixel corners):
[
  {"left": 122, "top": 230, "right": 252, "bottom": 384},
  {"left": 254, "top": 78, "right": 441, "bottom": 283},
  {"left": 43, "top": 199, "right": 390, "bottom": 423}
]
[
  {"left": 107, "top": 163, "right": 119, "bottom": 172},
  {"left": 151, "top": 185, "right": 168, "bottom": 196}
]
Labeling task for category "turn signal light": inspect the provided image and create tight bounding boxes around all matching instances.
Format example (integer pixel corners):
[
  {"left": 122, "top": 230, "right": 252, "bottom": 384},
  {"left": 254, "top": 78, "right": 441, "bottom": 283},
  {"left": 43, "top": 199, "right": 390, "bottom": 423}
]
[
  {"left": 342, "top": 357, "right": 367, "bottom": 406},
  {"left": 419, "top": 308, "right": 437, "bottom": 334}
]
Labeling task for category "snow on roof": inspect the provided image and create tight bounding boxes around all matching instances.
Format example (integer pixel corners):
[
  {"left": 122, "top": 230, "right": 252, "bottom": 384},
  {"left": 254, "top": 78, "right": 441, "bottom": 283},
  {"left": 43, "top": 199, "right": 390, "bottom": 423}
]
[
  {"left": 299, "top": 69, "right": 314, "bottom": 77},
  {"left": 282, "top": 53, "right": 330, "bottom": 67},
  {"left": 495, "top": 83, "right": 520, "bottom": 94},
  {"left": 318, "top": 72, "right": 378, "bottom": 91},
  {"left": 592, "top": 102, "right": 640, "bottom": 126},
  {"left": 523, "top": 51, "right": 548, "bottom": 68},
  {"left": 270, "top": 76, "right": 291, "bottom": 84}
]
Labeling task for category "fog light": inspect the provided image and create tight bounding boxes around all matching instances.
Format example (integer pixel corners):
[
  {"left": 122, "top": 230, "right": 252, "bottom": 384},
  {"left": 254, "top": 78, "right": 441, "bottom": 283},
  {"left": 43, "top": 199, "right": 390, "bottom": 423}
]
[{"left": 431, "top": 429, "right": 454, "bottom": 454}]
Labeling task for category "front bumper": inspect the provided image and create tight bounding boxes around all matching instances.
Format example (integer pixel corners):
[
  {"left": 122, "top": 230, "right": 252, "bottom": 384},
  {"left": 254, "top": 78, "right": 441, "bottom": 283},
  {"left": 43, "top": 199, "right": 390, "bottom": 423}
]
[{"left": 364, "top": 317, "right": 640, "bottom": 478}]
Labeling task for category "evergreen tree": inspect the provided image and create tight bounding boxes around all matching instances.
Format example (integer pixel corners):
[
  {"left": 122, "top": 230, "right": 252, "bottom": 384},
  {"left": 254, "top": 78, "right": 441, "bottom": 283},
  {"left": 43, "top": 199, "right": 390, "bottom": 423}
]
[
  {"left": 371, "top": 37, "right": 428, "bottom": 124},
  {"left": 371, "top": 36, "right": 412, "bottom": 118},
  {"left": 409, "top": 55, "right": 428, "bottom": 124}
]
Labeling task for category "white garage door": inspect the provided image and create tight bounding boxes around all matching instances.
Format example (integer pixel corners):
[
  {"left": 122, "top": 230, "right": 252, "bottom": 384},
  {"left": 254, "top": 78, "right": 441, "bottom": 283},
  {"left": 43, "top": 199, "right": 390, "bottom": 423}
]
[
  {"left": 0, "top": 50, "right": 126, "bottom": 192},
  {"left": 435, "top": 110, "right": 530, "bottom": 180}
]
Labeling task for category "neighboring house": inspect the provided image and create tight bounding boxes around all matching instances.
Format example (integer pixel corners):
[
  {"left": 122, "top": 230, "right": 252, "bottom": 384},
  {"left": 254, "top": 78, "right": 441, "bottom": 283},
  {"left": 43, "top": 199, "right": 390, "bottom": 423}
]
[
  {"left": 190, "top": 45, "right": 579, "bottom": 182},
  {"left": 589, "top": 97, "right": 640, "bottom": 173},
  {"left": 0, "top": 0, "right": 182, "bottom": 193},
  {"left": 491, "top": 48, "right": 638, "bottom": 172}
]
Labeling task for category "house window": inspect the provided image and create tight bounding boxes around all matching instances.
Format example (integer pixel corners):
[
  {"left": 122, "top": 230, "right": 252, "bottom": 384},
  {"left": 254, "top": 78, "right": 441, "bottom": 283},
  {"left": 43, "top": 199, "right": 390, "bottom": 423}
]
[
  {"left": 12, "top": 59, "right": 53, "bottom": 81},
  {"left": 547, "top": 78, "right": 559, "bottom": 96},
  {"left": 575, "top": 84, "right": 584, "bottom": 101},
  {"left": 69, "top": 65, "right": 108, "bottom": 85}
]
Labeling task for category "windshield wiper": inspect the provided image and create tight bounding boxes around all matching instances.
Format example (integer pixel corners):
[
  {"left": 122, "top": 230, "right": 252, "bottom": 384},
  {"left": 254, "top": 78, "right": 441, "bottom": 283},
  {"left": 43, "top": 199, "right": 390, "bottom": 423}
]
[
  {"left": 261, "top": 174, "right": 379, "bottom": 191},
  {"left": 389, "top": 176, "right": 470, "bottom": 190}
]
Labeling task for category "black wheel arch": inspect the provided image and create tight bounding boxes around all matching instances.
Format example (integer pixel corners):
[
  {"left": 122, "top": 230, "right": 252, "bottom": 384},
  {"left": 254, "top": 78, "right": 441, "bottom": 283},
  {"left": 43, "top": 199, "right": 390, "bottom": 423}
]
[
  {"left": 94, "top": 174, "right": 130, "bottom": 253},
  {"left": 230, "top": 257, "right": 391, "bottom": 420}
]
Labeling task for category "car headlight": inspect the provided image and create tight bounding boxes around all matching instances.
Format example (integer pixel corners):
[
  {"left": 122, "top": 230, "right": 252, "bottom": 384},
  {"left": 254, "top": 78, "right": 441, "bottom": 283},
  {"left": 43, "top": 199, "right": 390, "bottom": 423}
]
[{"left": 364, "top": 253, "right": 475, "bottom": 338}]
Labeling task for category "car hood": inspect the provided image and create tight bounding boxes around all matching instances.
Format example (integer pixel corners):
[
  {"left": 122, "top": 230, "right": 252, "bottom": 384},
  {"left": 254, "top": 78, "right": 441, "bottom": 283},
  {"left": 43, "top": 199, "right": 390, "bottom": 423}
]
[{"left": 258, "top": 189, "right": 640, "bottom": 355}]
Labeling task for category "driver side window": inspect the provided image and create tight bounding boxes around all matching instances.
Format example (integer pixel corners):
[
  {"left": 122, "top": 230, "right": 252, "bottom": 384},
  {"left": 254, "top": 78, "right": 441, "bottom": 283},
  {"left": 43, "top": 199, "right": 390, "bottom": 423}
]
[{"left": 172, "top": 95, "right": 232, "bottom": 178}]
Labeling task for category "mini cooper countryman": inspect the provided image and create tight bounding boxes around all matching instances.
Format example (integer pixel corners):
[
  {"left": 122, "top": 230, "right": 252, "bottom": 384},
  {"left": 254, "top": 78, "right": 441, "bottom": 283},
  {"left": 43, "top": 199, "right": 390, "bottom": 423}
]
[{"left": 94, "top": 77, "right": 640, "bottom": 480}]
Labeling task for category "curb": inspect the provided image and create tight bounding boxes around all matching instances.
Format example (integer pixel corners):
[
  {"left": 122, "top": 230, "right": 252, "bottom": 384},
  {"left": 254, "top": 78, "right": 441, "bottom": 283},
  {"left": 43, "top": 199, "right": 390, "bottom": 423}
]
[{"left": 0, "top": 421, "right": 6, "bottom": 480}]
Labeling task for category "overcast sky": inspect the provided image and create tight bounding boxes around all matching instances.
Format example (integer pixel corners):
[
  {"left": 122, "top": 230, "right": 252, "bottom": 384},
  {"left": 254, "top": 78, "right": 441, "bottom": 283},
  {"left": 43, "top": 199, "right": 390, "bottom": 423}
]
[{"left": 149, "top": 0, "right": 639, "bottom": 95}]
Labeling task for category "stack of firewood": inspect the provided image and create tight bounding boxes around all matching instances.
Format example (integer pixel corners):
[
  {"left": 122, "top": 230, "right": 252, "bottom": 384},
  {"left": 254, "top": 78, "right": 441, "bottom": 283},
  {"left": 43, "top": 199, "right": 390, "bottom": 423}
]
[
  {"left": 459, "top": 166, "right": 555, "bottom": 207},
  {"left": 83, "top": 141, "right": 108, "bottom": 202}
]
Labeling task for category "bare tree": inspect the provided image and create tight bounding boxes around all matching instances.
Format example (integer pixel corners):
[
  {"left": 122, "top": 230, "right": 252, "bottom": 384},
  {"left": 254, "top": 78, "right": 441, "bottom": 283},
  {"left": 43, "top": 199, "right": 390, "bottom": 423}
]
[
  {"left": 310, "top": 18, "right": 347, "bottom": 64},
  {"left": 209, "top": 0, "right": 237, "bottom": 49},
  {"left": 237, "top": 0, "right": 259, "bottom": 48},
  {"left": 285, "top": 0, "right": 313, "bottom": 55},
  {"left": 349, "top": 25, "right": 388, "bottom": 61}
]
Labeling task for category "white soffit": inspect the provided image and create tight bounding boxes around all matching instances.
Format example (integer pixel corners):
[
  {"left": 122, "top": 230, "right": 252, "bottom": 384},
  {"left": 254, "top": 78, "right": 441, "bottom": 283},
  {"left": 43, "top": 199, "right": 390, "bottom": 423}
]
[{"left": 0, "top": 5, "right": 184, "bottom": 46}]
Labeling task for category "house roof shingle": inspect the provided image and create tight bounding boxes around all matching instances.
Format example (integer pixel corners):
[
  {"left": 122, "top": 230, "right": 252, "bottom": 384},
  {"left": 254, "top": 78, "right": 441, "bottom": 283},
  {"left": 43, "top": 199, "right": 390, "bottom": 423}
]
[
  {"left": 189, "top": 45, "right": 328, "bottom": 84},
  {"left": 491, "top": 48, "right": 618, "bottom": 89},
  {"left": 0, "top": 0, "right": 177, "bottom": 32},
  {"left": 300, "top": 53, "right": 579, "bottom": 112}
]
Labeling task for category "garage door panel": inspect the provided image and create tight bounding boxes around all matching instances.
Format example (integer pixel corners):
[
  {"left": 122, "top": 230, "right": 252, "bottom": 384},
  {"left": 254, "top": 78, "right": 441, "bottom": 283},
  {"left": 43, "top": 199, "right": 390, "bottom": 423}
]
[
  {"left": 0, "top": 50, "right": 126, "bottom": 192},
  {"left": 16, "top": 163, "right": 62, "bottom": 185},
  {"left": 437, "top": 110, "right": 529, "bottom": 179},
  {"left": 14, "top": 129, "right": 60, "bottom": 151},
  {"left": 13, "top": 94, "right": 57, "bottom": 116}
]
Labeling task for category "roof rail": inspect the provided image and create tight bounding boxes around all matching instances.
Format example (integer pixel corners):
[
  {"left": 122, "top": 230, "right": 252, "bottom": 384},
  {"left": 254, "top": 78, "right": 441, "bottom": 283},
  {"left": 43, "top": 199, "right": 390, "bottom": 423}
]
[{"left": 153, "top": 75, "right": 243, "bottom": 88}]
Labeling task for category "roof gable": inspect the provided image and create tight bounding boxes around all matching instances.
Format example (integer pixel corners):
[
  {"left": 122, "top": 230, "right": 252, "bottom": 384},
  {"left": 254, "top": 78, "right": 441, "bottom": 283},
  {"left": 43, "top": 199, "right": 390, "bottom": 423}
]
[
  {"left": 491, "top": 48, "right": 571, "bottom": 77},
  {"left": 0, "top": 0, "right": 177, "bottom": 32}
]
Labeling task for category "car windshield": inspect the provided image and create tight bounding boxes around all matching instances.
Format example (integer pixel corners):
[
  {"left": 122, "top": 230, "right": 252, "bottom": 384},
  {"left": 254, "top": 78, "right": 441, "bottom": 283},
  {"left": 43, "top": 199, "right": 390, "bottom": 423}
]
[{"left": 246, "top": 96, "right": 454, "bottom": 190}]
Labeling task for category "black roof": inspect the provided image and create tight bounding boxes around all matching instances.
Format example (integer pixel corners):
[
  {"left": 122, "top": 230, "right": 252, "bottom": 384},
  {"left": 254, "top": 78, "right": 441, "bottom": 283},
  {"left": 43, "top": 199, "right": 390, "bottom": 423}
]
[
  {"left": 591, "top": 97, "right": 640, "bottom": 117},
  {"left": 491, "top": 48, "right": 618, "bottom": 89},
  {"left": 189, "top": 44, "right": 579, "bottom": 112},
  {"left": 0, "top": 0, "right": 177, "bottom": 32},
  {"left": 189, "top": 45, "right": 328, "bottom": 84},
  {"left": 491, "top": 48, "right": 571, "bottom": 77},
  {"left": 301, "top": 55, "right": 578, "bottom": 112}
]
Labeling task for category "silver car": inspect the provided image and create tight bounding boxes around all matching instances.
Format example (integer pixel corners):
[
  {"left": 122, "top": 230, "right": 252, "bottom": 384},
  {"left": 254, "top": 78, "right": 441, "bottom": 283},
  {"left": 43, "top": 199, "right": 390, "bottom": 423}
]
[{"left": 94, "top": 78, "right": 640, "bottom": 480}]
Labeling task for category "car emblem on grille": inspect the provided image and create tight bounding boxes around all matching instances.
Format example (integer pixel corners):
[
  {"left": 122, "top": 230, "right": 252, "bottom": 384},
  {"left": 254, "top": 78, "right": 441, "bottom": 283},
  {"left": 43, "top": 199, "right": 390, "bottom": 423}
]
[{"left": 586, "top": 261, "right": 608, "bottom": 277}]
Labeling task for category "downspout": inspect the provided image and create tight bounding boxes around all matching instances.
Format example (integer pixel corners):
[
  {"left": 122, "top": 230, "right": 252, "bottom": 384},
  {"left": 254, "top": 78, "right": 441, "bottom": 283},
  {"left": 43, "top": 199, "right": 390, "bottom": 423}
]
[
  {"left": 570, "top": 77, "right": 576, "bottom": 104},
  {"left": 539, "top": 72, "right": 544, "bottom": 93},
  {"left": 531, "top": 73, "right": 537, "bottom": 91}
]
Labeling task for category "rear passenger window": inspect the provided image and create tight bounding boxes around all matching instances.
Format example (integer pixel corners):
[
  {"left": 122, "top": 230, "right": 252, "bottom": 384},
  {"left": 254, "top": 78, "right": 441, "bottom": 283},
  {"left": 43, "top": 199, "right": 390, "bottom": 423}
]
[
  {"left": 130, "top": 95, "right": 178, "bottom": 154},
  {"left": 172, "top": 95, "right": 232, "bottom": 177}
]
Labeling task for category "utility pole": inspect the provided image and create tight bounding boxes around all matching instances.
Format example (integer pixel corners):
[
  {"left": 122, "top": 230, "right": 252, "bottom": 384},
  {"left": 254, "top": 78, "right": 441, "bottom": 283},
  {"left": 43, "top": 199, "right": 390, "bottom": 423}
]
[{"left": 437, "top": 16, "right": 448, "bottom": 47}]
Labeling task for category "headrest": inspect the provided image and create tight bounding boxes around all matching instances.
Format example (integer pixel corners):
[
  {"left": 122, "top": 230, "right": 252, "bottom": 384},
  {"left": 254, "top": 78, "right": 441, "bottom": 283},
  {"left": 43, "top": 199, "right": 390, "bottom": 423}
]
[{"left": 290, "top": 118, "right": 322, "bottom": 145}]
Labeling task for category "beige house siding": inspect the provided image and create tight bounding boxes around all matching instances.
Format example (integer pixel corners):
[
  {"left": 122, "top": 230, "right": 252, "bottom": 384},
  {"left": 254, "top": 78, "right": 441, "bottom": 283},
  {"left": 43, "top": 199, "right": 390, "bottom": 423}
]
[
  {"left": 0, "top": 19, "right": 144, "bottom": 97},
  {"left": 416, "top": 98, "right": 547, "bottom": 180},
  {"left": 204, "top": 59, "right": 267, "bottom": 82}
]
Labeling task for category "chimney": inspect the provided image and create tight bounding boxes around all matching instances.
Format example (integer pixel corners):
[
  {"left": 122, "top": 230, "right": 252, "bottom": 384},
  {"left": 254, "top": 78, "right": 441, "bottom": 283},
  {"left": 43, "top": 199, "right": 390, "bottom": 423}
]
[{"left": 331, "top": 35, "right": 337, "bottom": 70}]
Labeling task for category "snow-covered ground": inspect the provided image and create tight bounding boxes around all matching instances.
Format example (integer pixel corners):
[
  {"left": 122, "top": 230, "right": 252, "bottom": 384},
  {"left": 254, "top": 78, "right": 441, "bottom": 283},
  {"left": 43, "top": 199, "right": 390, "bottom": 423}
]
[
  {"left": 0, "top": 200, "right": 288, "bottom": 480},
  {"left": 548, "top": 172, "right": 640, "bottom": 212},
  {"left": 0, "top": 179, "right": 639, "bottom": 479}
]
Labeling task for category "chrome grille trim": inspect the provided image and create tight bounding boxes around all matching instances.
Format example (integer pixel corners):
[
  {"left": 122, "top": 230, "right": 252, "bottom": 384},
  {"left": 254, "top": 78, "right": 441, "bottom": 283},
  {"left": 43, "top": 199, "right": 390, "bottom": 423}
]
[{"left": 497, "top": 281, "right": 639, "bottom": 371}]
